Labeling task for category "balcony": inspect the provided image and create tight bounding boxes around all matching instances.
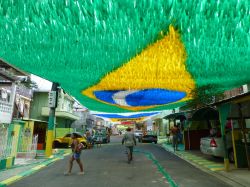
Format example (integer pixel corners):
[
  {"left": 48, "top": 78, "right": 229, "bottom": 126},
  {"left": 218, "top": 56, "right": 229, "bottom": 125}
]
[
  {"left": 224, "top": 87, "right": 244, "bottom": 100},
  {"left": 41, "top": 107, "right": 80, "bottom": 120}
]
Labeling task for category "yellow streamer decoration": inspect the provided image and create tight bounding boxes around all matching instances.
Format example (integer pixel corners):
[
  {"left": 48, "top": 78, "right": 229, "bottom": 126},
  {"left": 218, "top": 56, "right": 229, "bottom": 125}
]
[{"left": 83, "top": 26, "right": 195, "bottom": 110}]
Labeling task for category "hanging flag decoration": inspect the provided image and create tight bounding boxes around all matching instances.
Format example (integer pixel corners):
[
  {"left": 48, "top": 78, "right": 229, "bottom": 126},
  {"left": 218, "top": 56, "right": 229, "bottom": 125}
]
[
  {"left": 93, "top": 112, "right": 160, "bottom": 122},
  {"left": 0, "top": 0, "right": 249, "bottom": 112}
]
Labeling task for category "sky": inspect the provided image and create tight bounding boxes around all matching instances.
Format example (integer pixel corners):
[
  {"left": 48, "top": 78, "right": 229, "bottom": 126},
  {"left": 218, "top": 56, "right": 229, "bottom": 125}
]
[{"left": 31, "top": 74, "right": 52, "bottom": 91}]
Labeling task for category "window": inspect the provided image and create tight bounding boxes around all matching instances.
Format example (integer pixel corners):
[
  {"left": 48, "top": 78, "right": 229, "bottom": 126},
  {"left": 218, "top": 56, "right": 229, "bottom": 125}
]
[
  {"left": 65, "top": 133, "right": 71, "bottom": 137},
  {"left": 75, "top": 134, "right": 82, "bottom": 138}
]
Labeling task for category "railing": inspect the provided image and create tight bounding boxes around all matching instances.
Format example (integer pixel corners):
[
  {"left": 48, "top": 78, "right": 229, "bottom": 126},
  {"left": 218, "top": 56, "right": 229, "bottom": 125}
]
[
  {"left": 17, "top": 132, "right": 38, "bottom": 160},
  {"left": 0, "top": 127, "right": 38, "bottom": 161},
  {"left": 0, "top": 128, "right": 8, "bottom": 159},
  {"left": 223, "top": 87, "right": 244, "bottom": 100},
  {"left": 0, "top": 128, "right": 18, "bottom": 160}
]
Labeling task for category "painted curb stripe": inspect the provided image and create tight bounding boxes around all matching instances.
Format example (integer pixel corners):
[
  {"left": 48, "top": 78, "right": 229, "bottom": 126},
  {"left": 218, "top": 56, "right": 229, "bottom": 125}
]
[
  {"left": 63, "top": 153, "right": 71, "bottom": 156},
  {"left": 162, "top": 144, "right": 225, "bottom": 172},
  {"left": 194, "top": 160, "right": 214, "bottom": 163},
  {"left": 210, "top": 168, "right": 224, "bottom": 171},
  {"left": 19, "top": 170, "right": 36, "bottom": 177},
  {"left": 0, "top": 157, "right": 61, "bottom": 186},
  {"left": 135, "top": 149, "right": 178, "bottom": 187},
  {"left": 32, "top": 165, "right": 45, "bottom": 170},
  {"left": 206, "top": 165, "right": 224, "bottom": 168},
  {"left": 177, "top": 155, "right": 223, "bottom": 165},
  {"left": 0, "top": 176, "right": 22, "bottom": 185}
]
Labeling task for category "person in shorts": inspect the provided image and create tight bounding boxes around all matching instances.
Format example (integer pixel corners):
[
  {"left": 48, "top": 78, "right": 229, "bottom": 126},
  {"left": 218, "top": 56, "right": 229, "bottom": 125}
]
[{"left": 64, "top": 133, "right": 84, "bottom": 175}]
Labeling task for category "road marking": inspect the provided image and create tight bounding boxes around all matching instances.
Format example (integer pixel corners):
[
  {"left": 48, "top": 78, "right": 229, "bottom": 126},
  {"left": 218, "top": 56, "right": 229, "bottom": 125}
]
[{"left": 135, "top": 149, "right": 178, "bottom": 187}]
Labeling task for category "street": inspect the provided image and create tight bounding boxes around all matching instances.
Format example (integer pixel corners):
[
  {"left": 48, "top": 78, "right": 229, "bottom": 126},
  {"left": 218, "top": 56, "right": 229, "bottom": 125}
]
[
  {"left": 10, "top": 136, "right": 230, "bottom": 187},
  {"left": 0, "top": 2, "right": 249, "bottom": 187}
]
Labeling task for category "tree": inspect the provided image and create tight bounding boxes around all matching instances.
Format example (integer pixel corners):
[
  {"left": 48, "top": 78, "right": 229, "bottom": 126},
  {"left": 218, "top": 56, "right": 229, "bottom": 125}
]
[
  {"left": 184, "top": 84, "right": 225, "bottom": 109},
  {"left": 20, "top": 76, "right": 38, "bottom": 89}
]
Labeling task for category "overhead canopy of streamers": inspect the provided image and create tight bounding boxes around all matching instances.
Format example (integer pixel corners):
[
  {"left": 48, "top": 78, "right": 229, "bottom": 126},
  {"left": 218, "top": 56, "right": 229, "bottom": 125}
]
[
  {"left": 93, "top": 112, "right": 159, "bottom": 119},
  {"left": 94, "top": 111, "right": 159, "bottom": 122},
  {"left": 0, "top": 0, "right": 249, "bottom": 112}
]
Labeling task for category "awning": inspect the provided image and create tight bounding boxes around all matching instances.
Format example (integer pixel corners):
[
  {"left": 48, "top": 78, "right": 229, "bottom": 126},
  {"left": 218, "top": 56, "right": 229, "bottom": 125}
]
[
  {"left": 191, "top": 107, "right": 219, "bottom": 121},
  {"left": 164, "top": 112, "right": 187, "bottom": 121}
]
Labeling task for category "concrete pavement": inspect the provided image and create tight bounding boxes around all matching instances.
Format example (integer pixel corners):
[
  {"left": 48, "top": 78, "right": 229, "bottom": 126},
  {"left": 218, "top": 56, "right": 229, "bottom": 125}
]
[
  {"left": 2, "top": 136, "right": 232, "bottom": 187},
  {"left": 161, "top": 142, "right": 250, "bottom": 187},
  {"left": 8, "top": 144, "right": 171, "bottom": 187},
  {"left": 0, "top": 150, "right": 71, "bottom": 187}
]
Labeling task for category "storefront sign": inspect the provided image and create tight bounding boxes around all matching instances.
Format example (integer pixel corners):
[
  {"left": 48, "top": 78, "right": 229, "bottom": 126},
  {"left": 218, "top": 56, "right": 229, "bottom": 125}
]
[{"left": 48, "top": 91, "right": 57, "bottom": 108}]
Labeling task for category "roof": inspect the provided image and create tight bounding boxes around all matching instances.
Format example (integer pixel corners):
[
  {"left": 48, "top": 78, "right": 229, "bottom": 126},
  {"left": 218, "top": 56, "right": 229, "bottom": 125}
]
[
  {"left": 164, "top": 112, "right": 187, "bottom": 120},
  {"left": 0, "top": 69, "right": 19, "bottom": 82},
  {"left": 0, "top": 59, "right": 28, "bottom": 76},
  {"left": 212, "top": 91, "right": 250, "bottom": 105}
]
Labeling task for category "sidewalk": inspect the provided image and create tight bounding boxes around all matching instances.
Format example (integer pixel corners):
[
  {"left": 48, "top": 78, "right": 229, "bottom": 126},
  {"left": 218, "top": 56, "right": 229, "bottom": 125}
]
[
  {"left": 0, "top": 149, "right": 71, "bottom": 187},
  {"left": 161, "top": 142, "right": 250, "bottom": 187}
]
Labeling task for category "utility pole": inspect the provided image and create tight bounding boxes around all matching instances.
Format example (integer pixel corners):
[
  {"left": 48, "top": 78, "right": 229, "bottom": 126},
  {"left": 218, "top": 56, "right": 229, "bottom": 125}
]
[
  {"left": 45, "top": 82, "right": 59, "bottom": 158},
  {"left": 218, "top": 103, "right": 231, "bottom": 171},
  {"left": 238, "top": 103, "right": 250, "bottom": 170}
]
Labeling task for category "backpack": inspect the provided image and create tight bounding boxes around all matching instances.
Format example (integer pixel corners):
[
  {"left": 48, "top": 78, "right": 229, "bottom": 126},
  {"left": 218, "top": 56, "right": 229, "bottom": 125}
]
[{"left": 75, "top": 142, "right": 84, "bottom": 153}]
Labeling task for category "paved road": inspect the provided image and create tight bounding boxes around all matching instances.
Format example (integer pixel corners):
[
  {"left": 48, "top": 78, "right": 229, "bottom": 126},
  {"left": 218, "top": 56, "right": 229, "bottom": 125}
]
[{"left": 10, "top": 136, "right": 230, "bottom": 187}]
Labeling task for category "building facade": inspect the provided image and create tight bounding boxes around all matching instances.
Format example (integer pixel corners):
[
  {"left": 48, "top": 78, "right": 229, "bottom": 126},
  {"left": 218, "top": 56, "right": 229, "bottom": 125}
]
[{"left": 30, "top": 89, "right": 80, "bottom": 140}]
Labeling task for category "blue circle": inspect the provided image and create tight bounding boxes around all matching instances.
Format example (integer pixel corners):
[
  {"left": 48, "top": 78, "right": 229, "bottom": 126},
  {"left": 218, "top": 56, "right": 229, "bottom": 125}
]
[{"left": 94, "top": 89, "right": 186, "bottom": 107}]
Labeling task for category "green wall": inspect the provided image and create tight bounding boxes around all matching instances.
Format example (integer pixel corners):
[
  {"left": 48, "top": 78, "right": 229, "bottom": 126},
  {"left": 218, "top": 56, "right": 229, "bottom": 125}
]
[
  {"left": 56, "top": 117, "right": 73, "bottom": 128},
  {"left": 55, "top": 128, "right": 73, "bottom": 138},
  {"left": 30, "top": 92, "right": 48, "bottom": 121},
  {"left": 55, "top": 118, "right": 75, "bottom": 138}
]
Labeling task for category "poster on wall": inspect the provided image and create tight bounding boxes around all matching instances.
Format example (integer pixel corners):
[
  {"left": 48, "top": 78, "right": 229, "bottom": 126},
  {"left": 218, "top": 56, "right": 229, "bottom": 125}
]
[
  {"left": 0, "top": 98, "right": 13, "bottom": 124},
  {"left": 0, "top": 110, "right": 12, "bottom": 124},
  {"left": 0, "top": 86, "right": 15, "bottom": 124}
]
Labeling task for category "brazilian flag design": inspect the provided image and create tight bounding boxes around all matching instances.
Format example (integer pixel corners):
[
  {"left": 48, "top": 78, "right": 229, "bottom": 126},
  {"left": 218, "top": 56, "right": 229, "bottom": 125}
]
[
  {"left": 0, "top": 0, "right": 249, "bottom": 112},
  {"left": 83, "top": 26, "right": 194, "bottom": 111}
]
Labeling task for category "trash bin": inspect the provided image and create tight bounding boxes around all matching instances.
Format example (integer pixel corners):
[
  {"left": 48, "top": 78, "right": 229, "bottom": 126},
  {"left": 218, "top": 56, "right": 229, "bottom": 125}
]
[{"left": 235, "top": 141, "right": 250, "bottom": 168}]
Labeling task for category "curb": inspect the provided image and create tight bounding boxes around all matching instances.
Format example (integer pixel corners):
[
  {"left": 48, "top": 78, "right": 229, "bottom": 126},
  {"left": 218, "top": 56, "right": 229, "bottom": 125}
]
[
  {"left": 0, "top": 152, "right": 71, "bottom": 187},
  {"left": 160, "top": 143, "right": 246, "bottom": 187}
]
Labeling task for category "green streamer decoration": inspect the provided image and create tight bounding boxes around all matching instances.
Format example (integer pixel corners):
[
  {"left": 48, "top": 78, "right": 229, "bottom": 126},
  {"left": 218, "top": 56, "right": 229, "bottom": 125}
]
[{"left": 0, "top": 0, "right": 249, "bottom": 112}]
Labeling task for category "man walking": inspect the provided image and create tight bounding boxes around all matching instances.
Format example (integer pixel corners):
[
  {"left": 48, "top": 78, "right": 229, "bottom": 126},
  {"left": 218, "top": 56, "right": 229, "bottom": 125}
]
[{"left": 122, "top": 127, "right": 136, "bottom": 163}]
